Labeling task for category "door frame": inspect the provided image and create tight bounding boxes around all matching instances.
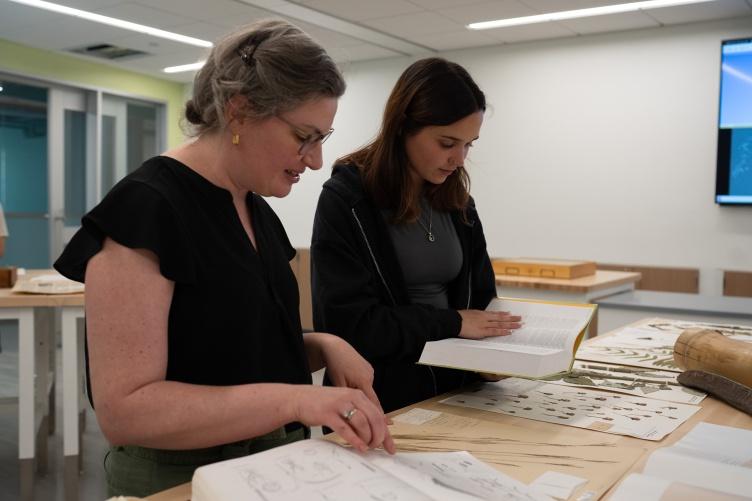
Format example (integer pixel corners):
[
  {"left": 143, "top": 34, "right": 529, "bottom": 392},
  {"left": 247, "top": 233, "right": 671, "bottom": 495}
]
[
  {"left": 48, "top": 86, "right": 97, "bottom": 264},
  {"left": 0, "top": 69, "right": 167, "bottom": 267}
]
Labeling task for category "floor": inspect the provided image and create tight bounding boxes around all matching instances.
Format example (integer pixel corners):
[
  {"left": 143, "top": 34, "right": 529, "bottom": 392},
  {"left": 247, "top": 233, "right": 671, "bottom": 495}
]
[
  {"left": 0, "top": 321, "right": 109, "bottom": 501},
  {"left": 0, "top": 321, "right": 324, "bottom": 501}
]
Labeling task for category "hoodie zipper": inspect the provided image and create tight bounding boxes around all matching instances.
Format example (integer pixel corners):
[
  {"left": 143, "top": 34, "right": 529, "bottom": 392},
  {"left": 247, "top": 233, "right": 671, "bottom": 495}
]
[
  {"left": 467, "top": 272, "right": 472, "bottom": 309},
  {"left": 351, "top": 207, "right": 439, "bottom": 397},
  {"left": 351, "top": 208, "right": 397, "bottom": 306},
  {"left": 466, "top": 217, "right": 474, "bottom": 309}
]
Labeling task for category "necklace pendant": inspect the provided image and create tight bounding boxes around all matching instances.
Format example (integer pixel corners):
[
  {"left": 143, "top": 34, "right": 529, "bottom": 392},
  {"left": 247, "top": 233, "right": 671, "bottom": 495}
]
[{"left": 427, "top": 232, "right": 435, "bottom": 242}]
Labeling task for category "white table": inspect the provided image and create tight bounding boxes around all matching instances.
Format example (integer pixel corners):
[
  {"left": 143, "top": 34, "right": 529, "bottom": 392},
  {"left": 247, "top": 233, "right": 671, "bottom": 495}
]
[{"left": 0, "top": 270, "right": 85, "bottom": 501}]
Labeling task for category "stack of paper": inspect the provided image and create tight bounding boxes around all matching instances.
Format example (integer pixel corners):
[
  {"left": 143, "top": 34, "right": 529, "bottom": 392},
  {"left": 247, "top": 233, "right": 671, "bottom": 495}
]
[
  {"left": 610, "top": 422, "right": 752, "bottom": 500},
  {"left": 12, "top": 273, "right": 84, "bottom": 294}
]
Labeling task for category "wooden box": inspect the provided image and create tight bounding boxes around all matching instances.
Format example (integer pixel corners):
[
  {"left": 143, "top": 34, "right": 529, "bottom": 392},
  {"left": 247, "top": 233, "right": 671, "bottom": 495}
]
[
  {"left": 0, "top": 266, "right": 18, "bottom": 288},
  {"left": 493, "top": 258, "right": 596, "bottom": 279}
]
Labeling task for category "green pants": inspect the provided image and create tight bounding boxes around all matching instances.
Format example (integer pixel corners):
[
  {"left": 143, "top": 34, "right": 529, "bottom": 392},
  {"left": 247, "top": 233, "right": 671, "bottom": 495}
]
[{"left": 105, "top": 425, "right": 307, "bottom": 498}]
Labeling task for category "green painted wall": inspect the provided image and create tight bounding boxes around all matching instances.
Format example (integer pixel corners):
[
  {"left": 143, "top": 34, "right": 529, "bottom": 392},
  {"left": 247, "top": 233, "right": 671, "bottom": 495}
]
[{"left": 0, "top": 38, "right": 186, "bottom": 148}]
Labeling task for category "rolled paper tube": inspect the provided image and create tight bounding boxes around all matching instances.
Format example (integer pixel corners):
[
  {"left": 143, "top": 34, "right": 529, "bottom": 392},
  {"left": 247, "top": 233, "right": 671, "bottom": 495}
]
[{"left": 674, "top": 328, "right": 752, "bottom": 388}]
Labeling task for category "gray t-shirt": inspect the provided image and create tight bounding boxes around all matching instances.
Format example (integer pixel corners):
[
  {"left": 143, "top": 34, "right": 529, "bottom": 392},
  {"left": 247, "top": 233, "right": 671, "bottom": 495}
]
[{"left": 384, "top": 201, "right": 462, "bottom": 309}]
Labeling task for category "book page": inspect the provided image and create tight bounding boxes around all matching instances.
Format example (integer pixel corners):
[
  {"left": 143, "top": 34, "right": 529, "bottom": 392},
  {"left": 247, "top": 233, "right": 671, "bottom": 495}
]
[
  {"left": 192, "top": 439, "right": 429, "bottom": 501},
  {"left": 451, "top": 338, "right": 560, "bottom": 355},
  {"left": 193, "top": 439, "right": 553, "bottom": 501},
  {"left": 481, "top": 298, "right": 593, "bottom": 352},
  {"left": 372, "top": 450, "right": 554, "bottom": 501}
]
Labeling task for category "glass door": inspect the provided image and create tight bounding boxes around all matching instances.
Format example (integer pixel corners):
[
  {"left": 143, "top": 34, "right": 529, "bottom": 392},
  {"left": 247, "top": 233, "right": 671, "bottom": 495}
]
[
  {"left": 48, "top": 86, "right": 96, "bottom": 264},
  {"left": 101, "top": 94, "right": 162, "bottom": 194},
  {"left": 0, "top": 75, "right": 164, "bottom": 270},
  {"left": 0, "top": 79, "right": 50, "bottom": 269}
]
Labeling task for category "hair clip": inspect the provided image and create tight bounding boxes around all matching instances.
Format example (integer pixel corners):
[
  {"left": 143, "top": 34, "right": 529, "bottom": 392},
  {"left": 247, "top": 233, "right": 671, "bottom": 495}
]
[
  {"left": 238, "top": 45, "right": 258, "bottom": 66},
  {"left": 237, "top": 32, "right": 272, "bottom": 66}
]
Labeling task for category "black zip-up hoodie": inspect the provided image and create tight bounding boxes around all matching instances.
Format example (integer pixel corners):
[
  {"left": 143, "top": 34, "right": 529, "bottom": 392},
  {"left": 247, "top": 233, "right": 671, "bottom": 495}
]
[{"left": 311, "top": 164, "right": 497, "bottom": 412}]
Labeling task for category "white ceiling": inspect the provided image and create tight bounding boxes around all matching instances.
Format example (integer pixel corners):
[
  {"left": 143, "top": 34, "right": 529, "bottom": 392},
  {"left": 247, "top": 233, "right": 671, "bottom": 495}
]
[{"left": 1, "top": 0, "right": 751, "bottom": 82}]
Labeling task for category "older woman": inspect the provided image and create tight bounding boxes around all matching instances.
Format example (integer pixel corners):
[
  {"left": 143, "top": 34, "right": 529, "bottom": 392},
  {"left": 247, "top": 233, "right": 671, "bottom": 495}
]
[{"left": 55, "top": 19, "right": 393, "bottom": 498}]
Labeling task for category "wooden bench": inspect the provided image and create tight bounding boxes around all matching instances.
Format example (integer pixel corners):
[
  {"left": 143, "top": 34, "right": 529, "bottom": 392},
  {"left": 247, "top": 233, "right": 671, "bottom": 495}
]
[
  {"left": 597, "top": 263, "right": 699, "bottom": 293},
  {"left": 724, "top": 270, "right": 752, "bottom": 298}
]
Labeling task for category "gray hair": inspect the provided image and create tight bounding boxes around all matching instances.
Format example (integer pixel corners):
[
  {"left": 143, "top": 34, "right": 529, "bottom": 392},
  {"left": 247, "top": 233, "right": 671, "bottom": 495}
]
[{"left": 184, "top": 19, "right": 345, "bottom": 135}]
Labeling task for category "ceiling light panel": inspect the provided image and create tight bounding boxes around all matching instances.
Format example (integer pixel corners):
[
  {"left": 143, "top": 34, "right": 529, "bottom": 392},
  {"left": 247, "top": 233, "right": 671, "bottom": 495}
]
[
  {"left": 6, "top": 0, "right": 213, "bottom": 47},
  {"left": 556, "top": 9, "right": 660, "bottom": 34},
  {"left": 298, "top": 0, "right": 423, "bottom": 22},
  {"left": 646, "top": 0, "right": 751, "bottom": 23},
  {"left": 467, "top": 0, "right": 719, "bottom": 30}
]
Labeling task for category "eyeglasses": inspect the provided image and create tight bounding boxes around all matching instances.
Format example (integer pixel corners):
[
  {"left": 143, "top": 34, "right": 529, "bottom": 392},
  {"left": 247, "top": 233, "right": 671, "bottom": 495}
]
[{"left": 276, "top": 115, "right": 334, "bottom": 156}]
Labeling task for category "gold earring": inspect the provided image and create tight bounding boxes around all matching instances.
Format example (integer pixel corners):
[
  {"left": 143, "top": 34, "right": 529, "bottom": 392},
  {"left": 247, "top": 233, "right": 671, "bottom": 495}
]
[{"left": 232, "top": 134, "right": 240, "bottom": 145}]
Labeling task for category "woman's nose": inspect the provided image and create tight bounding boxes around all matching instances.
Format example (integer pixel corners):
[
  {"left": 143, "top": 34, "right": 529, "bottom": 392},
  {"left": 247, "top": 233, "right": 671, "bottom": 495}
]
[{"left": 302, "top": 142, "right": 324, "bottom": 170}]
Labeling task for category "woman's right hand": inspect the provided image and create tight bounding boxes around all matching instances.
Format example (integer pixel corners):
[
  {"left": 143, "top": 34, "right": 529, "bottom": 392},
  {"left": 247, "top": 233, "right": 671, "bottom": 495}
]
[
  {"left": 458, "top": 310, "right": 522, "bottom": 339},
  {"left": 292, "top": 386, "right": 395, "bottom": 454}
]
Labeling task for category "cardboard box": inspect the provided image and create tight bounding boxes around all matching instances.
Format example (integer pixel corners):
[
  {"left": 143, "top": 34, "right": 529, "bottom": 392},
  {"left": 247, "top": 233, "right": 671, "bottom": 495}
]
[
  {"left": 0, "top": 266, "right": 18, "bottom": 288},
  {"left": 493, "top": 258, "right": 596, "bottom": 279}
]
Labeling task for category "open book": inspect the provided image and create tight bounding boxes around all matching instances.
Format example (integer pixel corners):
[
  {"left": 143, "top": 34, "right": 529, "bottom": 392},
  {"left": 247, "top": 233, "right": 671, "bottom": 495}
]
[
  {"left": 192, "top": 438, "right": 554, "bottom": 501},
  {"left": 418, "top": 297, "right": 596, "bottom": 378},
  {"left": 610, "top": 422, "right": 752, "bottom": 500}
]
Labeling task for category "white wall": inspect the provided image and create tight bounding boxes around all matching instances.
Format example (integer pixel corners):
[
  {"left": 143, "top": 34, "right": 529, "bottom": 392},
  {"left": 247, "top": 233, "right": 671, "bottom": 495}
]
[{"left": 268, "top": 17, "right": 752, "bottom": 295}]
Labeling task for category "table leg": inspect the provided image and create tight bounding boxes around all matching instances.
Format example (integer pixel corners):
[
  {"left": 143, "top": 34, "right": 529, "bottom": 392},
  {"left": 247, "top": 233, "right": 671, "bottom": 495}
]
[
  {"left": 17, "top": 308, "right": 35, "bottom": 501},
  {"left": 78, "top": 316, "right": 85, "bottom": 471},
  {"left": 62, "top": 307, "right": 81, "bottom": 501},
  {"left": 48, "top": 309, "right": 57, "bottom": 436},
  {"left": 33, "top": 308, "right": 53, "bottom": 475}
]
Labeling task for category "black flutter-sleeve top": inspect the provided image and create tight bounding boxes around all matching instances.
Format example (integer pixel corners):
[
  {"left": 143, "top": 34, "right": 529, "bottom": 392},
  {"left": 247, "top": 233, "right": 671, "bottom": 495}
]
[{"left": 54, "top": 156, "right": 312, "bottom": 393}]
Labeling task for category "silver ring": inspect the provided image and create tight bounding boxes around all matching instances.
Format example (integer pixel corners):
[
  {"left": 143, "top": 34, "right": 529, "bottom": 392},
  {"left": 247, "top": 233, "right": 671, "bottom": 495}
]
[{"left": 342, "top": 408, "right": 358, "bottom": 421}]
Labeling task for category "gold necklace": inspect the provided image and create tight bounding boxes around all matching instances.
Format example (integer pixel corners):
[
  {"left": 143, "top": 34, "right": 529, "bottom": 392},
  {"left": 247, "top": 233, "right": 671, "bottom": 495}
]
[{"left": 416, "top": 205, "right": 435, "bottom": 242}]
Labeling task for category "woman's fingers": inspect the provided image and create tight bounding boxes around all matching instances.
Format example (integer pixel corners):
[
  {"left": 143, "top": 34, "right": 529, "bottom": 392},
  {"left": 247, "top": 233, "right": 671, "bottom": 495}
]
[
  {"left": 382, "top": 428, "right": 396, "bottom": 454},
  {"left": 473, "top": 312, "right": 523, "bottom": 338},
  {"left": 489, "top": 312, "right": 522, "bottom": 331},
  {"left": 493, "top": 312, "right": 522, "bottom": 324},
  {"left": 342, "top": 406, "right": 372, "bottom": 449},
  {"left": 460, "top": 310, "right": 523, "bottom": 339},
  {"left": 331, "top": 415, "right": 368, "bottom": 452},
  {"left": 332, "top": 392, "right": 394, "bottom": 454},
  {"left": 352, "top": 393, "right": 391, "bottom": 450}
]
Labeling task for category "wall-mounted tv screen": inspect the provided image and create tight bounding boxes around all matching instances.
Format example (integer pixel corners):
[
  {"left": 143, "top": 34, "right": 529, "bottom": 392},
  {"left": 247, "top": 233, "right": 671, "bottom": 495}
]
[{"left": 716, "top": 37, "right": 752, "bottom": 205}]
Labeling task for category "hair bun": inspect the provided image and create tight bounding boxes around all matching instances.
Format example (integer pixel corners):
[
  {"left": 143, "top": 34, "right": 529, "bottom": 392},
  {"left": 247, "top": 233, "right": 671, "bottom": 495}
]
[{"left": 184, "top": 100, "right": 203, "bottom": 125}]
